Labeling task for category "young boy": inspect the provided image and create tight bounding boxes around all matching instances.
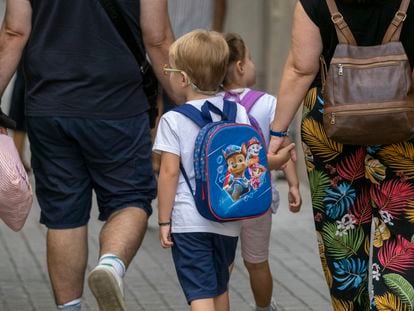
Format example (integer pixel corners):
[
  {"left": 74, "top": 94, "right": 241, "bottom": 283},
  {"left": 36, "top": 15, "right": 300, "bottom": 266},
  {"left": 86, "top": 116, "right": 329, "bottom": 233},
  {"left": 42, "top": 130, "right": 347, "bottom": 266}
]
[{"left": 153, "top": 30, "right": 251, "bottom": 311}]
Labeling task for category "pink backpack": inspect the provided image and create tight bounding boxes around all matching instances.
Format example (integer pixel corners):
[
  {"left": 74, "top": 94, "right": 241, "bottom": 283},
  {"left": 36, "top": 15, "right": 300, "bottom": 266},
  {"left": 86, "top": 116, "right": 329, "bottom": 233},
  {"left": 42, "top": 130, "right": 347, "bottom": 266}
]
[{"left": 0, "top": 134, "right": 33, "bottom": 231}]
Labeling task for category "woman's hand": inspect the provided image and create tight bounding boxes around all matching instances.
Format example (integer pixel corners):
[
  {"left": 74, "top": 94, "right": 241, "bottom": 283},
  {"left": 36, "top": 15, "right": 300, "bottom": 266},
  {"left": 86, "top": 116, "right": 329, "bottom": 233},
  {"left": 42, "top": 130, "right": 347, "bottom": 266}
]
[
  {"left": 268, "top": 136, "right": 297, "bottom": 162},
  {"left": 0, "top": 127, "right": 7, "bottom": 135}
]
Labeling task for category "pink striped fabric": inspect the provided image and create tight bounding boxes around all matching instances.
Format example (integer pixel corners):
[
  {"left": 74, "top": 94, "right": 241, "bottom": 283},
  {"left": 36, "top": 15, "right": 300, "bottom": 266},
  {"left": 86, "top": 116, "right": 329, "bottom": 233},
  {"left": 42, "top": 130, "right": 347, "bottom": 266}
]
[{"left": 0, "top": 134, "right": 33, "bottom": 231}]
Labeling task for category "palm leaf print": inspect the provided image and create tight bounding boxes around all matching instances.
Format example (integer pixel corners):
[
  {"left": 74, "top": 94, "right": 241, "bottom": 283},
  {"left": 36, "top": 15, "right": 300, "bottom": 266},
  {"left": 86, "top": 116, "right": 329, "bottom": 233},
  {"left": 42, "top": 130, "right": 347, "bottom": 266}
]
[
  {"left": 323, "top": 182, "right": 357, "bottom": 220},
  {"left": 309, "top": 170, "right": 331, "bottom": 212},
  {"left": 349, "top": 186, "right": 372, "bottom": 225},
  {"left": 405, "top": 200, "right": 414, "bottom": 224},
  {"left": 373, "top": 217, "right": 391, "bottom": 248},
  {"left": 332, "top": 297, "right": 354, "bottom": 311},
  {"left": 364, "top": 236, "right": 370, "bottom": 255},
  {"left": 317, "top": 232, "right": 333, "bottom": 288},
  {"left": 302, "top": 142, "right": 315, "bottom": 172},
  {"left": 304, "top": 87, "right": 317, "bottom": 111},
  {"left": 383, "top": 274, "right": 414, "bottom": 310},
  {"left": 322, "top": 222, "right": 364, "bottom": 259},
  {"left": 371, "top": 180, "right": 414, "bottom": 219},
  {"left": 375, "top": 292, "right": 409, "bottom": 311},
  {"left": 336, "top": 148, "right": 366, "bottom": 182},
  {"left": 364, "top": 155, "right": 386, "bottom": 185},
  {"left": 302, "top": 118, "right": 343, "bottom": 162},
  {"left": 378, "top": 235, "right": 414, "bottom": 273},
  {"left": 333, "top": 258, "right": 368, "bottom": 291},
  {"left": 378, "top": 142, "right": 414, "bottom": 179}
]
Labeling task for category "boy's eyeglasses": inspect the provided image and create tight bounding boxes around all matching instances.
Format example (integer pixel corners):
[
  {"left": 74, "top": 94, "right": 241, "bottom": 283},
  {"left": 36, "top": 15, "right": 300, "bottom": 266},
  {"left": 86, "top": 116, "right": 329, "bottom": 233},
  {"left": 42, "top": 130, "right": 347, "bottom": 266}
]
[
  {"left": 162, "top": 64, "right": 219, "bottom": 96},
  {"left": 163, "top": 64, "right": 183, "bottom": 75}
]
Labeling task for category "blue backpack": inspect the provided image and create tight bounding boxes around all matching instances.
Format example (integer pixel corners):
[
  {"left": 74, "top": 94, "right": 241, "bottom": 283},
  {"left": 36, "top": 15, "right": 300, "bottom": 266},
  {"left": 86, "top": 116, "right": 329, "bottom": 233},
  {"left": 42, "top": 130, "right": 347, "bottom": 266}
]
[{"left": 174, "top": 99, "right": 271, "bottom": 222}]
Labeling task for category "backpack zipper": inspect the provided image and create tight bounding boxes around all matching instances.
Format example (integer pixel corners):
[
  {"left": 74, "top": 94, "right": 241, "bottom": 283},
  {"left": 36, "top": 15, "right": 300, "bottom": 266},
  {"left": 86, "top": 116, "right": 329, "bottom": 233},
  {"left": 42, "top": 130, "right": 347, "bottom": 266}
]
[
  {"left": 337, "top": 61, "right": 399, "bottom": 76},
  {"left": 327, "top": 107, "right": 413, "bottom": 125}
]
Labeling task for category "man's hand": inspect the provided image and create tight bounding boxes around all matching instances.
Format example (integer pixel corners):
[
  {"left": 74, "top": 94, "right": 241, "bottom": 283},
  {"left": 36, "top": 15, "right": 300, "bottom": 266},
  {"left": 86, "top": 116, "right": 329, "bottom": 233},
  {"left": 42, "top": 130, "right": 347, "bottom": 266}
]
[{"left": 159, "top": 225, "right": 173, "bottom": 248}]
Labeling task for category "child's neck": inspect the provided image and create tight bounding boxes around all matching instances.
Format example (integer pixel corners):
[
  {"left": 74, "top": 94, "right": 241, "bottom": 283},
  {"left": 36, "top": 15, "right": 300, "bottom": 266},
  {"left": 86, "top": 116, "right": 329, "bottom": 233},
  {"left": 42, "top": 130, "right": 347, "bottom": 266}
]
[
  {"left": 224, "top": 82, "right": 247, "bottom": 91},
  {"left": 185, "top": 90, "right": 216, "bottom": 102}
]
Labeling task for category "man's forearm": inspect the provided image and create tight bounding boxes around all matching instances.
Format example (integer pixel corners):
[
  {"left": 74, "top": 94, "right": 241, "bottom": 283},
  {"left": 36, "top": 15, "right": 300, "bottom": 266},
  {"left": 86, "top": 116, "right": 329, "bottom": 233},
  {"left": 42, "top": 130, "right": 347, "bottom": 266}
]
[
  {"left": 0, "top": 28, "right": 27, "bottom": 96},
  {"left": 141, "top": 0, "right": 183, "bottom": 104},
  {"left": 212, "top": 0, "right": 227, "bottom": 32},
  {"left": 0, "top": 0, "right": 32, "bottom": 97}
]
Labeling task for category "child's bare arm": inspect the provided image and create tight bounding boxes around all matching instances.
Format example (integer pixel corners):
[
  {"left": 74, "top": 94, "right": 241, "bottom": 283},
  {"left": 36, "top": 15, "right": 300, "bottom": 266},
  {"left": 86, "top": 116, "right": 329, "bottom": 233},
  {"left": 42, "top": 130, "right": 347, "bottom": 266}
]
[
  {"left": 158, "top": 151, "right": 180, "bottom": 248},
  {"left": 283, "top": 160, "right": 302, "bottom": 213},
  {"left": 267, "top": 143, "right": 295, "bottom": 170}
]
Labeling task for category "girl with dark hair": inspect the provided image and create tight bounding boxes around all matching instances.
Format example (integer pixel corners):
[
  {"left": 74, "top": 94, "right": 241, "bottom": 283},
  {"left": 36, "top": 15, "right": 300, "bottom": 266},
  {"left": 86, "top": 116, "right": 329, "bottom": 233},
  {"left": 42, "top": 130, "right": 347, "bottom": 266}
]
[{"left": 270, "top": 0, "right": 414, "bottom": 310}]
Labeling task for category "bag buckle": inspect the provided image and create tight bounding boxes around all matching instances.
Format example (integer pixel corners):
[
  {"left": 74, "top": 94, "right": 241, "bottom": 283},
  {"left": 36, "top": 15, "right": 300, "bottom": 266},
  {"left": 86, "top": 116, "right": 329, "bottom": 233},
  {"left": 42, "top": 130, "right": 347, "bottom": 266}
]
[
  {"left": 392, "top": 11, "right": 407, "bottom": 26},
  {"left": 331, "top": 13, "right": 347, "bottom": 29}
]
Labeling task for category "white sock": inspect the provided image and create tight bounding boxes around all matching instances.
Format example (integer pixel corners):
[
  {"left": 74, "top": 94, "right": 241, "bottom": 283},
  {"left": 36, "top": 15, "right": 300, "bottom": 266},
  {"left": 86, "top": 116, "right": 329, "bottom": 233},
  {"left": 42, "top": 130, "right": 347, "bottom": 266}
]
[
  {"left": 255, "top": 305, "right": 271, "bottom": 311},
  {"left": 57, "top": 298, "right": 81, "bottom": 310},
  {"left": 98, "top": 253, "right": 126, "bottom": 278}
]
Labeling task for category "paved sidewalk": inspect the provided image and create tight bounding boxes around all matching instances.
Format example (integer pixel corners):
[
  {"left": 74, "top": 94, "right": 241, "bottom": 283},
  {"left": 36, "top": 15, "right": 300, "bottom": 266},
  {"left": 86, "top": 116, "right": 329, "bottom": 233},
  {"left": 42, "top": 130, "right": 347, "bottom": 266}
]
[{"left": 0, "top": 177, "right": 333, "bottom": 311}]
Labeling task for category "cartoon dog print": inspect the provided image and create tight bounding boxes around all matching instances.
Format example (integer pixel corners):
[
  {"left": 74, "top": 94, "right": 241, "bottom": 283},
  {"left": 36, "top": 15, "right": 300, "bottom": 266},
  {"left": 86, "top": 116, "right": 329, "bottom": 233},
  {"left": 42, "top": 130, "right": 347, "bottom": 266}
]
[{"left": 222, "top": 144, "right": 250, "bottom": 201}]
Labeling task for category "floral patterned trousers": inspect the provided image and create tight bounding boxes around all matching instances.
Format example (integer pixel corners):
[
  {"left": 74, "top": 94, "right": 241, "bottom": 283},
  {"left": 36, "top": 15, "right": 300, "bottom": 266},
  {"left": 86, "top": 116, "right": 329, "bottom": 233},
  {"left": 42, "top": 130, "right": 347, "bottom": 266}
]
[{"left": 302, "top": 87, "right": 414, "bottom": 311}]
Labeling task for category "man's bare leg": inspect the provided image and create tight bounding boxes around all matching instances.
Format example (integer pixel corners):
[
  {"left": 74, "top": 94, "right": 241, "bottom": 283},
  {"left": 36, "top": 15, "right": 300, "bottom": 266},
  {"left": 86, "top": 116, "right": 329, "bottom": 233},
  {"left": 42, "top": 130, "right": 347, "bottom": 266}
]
[
  {"left": 99, "top": 207, "right": 148, "bottom": 265},
  {"left": 88, "top": 207, "right": 148, "bottom": 311},
  {"left": 47, "top": 226, "right": 88, "bottom": 305}
]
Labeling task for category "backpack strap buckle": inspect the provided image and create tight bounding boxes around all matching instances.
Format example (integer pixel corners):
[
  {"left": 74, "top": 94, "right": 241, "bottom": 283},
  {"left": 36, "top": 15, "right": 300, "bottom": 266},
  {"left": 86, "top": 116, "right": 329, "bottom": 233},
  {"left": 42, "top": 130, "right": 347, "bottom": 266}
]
[
  {"left": 331, "top": 13, "right": 346, "bottom": 29},
  {"left": 393, "top": 11, "right": 407, "bottom": 26}
]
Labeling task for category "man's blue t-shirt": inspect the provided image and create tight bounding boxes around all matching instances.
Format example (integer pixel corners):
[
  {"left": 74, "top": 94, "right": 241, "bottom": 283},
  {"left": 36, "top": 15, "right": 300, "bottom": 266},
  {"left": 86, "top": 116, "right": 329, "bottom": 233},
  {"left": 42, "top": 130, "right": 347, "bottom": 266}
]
[{"left": 24, "top": 0, "right": 148, "bottom": 119}]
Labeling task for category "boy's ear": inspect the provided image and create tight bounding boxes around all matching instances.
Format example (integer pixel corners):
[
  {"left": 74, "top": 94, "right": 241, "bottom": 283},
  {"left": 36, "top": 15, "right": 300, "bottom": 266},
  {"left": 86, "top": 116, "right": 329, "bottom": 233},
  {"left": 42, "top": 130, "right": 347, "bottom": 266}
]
[{"left": 180, "top": 71, "right": 190, "bottom": 87}]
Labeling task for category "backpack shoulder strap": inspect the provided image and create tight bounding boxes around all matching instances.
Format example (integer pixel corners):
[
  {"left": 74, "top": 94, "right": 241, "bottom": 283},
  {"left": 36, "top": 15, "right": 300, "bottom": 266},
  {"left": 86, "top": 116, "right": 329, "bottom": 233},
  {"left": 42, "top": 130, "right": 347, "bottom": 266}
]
[
  {"left": 239, "top": 90, "right": 266, "bottom": 113},
  {"left": 222, "top": 100, "right": 238, "bottom": 122},
  {"left": 173, "top": 104, "right": 209, "bottom": 128},
  {"left": 325, "top": 0, "right": 357, "bottom": 45},
  {"left": 382, "top": 0, "right": 411, "bottom": 44}
]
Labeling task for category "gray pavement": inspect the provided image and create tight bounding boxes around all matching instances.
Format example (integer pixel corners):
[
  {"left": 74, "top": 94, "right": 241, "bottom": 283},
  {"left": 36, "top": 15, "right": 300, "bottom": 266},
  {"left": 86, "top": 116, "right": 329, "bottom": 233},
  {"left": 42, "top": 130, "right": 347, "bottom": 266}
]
[{"left": 0, "top": 176, "right": 333, "bottom": 311}]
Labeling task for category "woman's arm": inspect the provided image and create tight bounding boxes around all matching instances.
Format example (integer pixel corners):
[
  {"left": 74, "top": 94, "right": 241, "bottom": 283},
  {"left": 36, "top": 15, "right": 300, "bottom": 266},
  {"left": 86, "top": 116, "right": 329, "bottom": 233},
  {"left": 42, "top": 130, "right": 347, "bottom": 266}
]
[{"left": 268, "top": 1, "right": 323, "bottom": 154}]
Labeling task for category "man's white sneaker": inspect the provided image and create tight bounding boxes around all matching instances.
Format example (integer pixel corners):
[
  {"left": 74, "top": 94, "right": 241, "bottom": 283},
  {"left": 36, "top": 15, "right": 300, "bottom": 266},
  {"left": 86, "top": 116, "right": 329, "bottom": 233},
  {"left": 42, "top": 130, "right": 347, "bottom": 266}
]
[
  {"left": 88, "top": 265, "right": 126, "bottom": 311},
  {"left": 270, "top": 298, "right": 280, "bottom": 311}
]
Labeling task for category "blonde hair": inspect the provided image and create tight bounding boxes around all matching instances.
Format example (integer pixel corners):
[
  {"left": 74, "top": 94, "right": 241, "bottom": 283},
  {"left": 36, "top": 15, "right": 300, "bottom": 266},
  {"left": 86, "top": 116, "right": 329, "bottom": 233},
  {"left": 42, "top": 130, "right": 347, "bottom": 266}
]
[
  {"left": 169, "top": 30, "right": 229, "bottom": 93},
  {"left": 223, "top": 33, "right": 247, "bottom": 87}
]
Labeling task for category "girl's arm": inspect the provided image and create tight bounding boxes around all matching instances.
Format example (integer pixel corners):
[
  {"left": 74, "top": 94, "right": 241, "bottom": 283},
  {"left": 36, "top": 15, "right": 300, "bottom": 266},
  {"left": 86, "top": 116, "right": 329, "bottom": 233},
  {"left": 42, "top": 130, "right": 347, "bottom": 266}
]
[
  {"left": 282, "top": 160, "right": 302, "bottom": 213},
  {"left": 157, "top": 151, "right": 180, "bottom": 248}
]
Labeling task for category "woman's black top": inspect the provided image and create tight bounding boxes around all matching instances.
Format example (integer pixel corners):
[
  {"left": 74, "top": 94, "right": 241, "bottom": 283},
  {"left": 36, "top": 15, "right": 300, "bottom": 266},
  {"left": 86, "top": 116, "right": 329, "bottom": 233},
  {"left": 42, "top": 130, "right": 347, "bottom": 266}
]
[{"left": 300, "top": 0, "right": 414, "bottom": 87}]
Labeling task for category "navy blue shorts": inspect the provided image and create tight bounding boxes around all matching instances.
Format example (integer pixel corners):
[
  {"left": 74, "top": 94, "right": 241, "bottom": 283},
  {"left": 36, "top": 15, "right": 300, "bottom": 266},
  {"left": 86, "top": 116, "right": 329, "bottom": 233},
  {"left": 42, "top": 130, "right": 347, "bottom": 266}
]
[
  {"left": 171, "top": 232, "right": 238, "bottom": 304},
  {"left": 27, "top": 114, "right": 156, "bottom": 229}
]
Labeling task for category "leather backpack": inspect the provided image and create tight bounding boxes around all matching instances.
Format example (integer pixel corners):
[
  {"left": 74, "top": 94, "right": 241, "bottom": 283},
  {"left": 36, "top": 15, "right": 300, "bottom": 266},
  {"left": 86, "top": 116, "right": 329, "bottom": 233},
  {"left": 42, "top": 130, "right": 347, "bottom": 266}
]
[{"left": 322, "top": 0, "right": 414, "bottom": 145}]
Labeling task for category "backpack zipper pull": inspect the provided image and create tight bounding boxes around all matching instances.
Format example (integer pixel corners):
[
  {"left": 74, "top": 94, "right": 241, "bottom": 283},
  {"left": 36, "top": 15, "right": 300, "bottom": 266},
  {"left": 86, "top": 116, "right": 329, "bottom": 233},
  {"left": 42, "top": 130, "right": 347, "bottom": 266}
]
[
  {"left": 330, "top": 112, "right": 336, "bottom": 124},
  {"left": 338, "top": 64, "right": 343, "bottom": 76}
]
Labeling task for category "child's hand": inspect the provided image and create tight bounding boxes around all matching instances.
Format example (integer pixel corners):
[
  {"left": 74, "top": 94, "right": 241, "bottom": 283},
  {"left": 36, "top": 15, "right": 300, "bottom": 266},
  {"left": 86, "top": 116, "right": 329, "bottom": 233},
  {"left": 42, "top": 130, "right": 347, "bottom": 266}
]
[
  {"left": 277, "top": 143, "right": 295, "bottom": 167},
  {"left": 288, "top": 185, "right": 302, "bottom": 213},
  {"left": 159, "top": 225, "right": 173, "bottom": 248}
]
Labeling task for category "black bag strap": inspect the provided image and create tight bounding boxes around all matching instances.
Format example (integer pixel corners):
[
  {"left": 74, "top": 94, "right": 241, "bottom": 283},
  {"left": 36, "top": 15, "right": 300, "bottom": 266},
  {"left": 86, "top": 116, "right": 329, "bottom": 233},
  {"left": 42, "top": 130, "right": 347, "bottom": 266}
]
[
  {"left": 97, "top": 0, "right": 150, "bottom": 75},
  {"left": 382, "top": 0, "right": 411, "bottom": 44},
  {"left": 325, "top": 0, "right": 357, "bottom": 45},
  {"left": 0, "top": 107, "right": 16, "bottom": 130}
]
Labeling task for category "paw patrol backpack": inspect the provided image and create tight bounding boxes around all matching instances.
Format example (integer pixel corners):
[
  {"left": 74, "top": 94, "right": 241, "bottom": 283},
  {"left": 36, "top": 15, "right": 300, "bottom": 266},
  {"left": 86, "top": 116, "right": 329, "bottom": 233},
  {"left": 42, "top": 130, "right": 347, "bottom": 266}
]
[{"left": 174, "top": 100, "right": 271, "bottom": 222}]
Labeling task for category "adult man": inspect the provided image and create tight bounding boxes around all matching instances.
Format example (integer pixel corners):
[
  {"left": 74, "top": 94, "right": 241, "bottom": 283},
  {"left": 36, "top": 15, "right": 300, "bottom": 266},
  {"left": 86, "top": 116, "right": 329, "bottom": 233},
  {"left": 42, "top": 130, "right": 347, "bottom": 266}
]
[{"left": 0, "top": 0, "right": 175, "bottom": 310}]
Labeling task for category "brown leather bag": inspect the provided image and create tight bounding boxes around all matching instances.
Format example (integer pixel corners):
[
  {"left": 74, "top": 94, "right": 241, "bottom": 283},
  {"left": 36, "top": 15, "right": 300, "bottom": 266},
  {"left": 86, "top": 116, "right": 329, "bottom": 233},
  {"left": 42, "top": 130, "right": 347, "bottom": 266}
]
[{"left": 322, "top": 0, "right": 414, "bottom": 145}]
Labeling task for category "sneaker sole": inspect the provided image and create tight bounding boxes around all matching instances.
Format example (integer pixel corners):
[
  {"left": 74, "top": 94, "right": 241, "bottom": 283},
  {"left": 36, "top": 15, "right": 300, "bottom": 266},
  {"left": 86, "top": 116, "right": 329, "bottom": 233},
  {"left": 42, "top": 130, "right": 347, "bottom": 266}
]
[{"left": 88, "top": 268, "right": 126, "bottom": 311}]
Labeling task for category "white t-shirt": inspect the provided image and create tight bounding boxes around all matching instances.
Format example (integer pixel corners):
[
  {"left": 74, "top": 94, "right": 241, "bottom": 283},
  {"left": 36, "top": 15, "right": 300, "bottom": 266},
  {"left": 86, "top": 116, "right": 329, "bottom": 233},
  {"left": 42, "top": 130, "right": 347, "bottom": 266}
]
[
  {"left": 153, "top": 96, "right": 251, "bottom": 237},
  {"left": 220, "top": 88, "right": 281, "bottom": 212},
  {"left": 168, "top": 0, "right": 215, "bottom": 38}
]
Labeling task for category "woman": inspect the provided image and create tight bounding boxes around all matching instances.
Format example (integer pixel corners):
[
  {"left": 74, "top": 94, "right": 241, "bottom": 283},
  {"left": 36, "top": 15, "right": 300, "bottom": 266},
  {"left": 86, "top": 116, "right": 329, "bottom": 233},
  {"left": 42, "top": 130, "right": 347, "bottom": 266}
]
[{"left": 270, "top": 0, "right": 414, "bottom": 310}]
